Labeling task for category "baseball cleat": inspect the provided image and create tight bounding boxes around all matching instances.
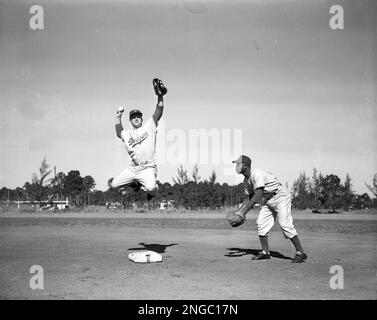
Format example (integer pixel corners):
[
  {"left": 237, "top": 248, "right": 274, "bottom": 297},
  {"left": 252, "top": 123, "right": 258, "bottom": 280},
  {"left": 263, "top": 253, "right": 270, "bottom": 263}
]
[
  {"left": 291, "top": 252, "right": 308, "bottom": 263},
  {"left": 252, "top": 251, "right": 271, "bottom": 260},
  {"left": 147, "top": 193, "right": 155, "bottom": 201}
]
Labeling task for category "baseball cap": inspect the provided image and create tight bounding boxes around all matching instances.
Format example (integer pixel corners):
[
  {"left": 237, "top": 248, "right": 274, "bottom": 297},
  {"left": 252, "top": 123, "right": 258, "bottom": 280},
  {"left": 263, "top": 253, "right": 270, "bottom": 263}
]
[
  {"left": 129, "top": 109, "right": 143, "bottom": 120},
  {"left": 232, "top": 155, "right": 252, "bottom": 166}
]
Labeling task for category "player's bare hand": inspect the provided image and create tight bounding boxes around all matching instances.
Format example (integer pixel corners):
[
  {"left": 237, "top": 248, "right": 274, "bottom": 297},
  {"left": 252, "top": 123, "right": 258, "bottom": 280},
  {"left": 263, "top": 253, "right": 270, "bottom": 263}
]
[{"left": 116, "top": 107, "right": 124, "bottom": 118}]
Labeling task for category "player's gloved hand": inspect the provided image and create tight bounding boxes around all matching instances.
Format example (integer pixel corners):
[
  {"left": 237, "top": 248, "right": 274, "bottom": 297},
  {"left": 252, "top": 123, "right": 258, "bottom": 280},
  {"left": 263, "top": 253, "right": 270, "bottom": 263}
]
[
  {"left": 227, "top": 210, "right": 246, "bottom": 228},
  {"left": 153, "top": 78, "right": 167, "bottom": 96}
]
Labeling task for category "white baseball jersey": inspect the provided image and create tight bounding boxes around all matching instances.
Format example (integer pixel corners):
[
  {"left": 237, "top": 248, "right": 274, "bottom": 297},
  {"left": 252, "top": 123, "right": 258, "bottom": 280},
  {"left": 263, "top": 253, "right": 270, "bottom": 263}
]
[
  {"left": 121, "top": 118, "right": 157, "bottom": 167},
  {"left": 243, "top": 168, "right": 283, "bottom": 199}
]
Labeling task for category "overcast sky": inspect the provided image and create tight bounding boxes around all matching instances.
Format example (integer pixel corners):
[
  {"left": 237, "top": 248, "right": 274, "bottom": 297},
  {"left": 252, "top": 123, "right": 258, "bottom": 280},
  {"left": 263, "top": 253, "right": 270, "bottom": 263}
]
[{"left": 0, "top": 0, "right": 376, "bottom": 193}]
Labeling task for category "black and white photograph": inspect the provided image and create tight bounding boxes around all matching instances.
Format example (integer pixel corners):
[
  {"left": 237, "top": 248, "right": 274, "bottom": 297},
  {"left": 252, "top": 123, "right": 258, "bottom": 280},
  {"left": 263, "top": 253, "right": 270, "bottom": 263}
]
[{"left": 0, "top": 0, "right": 376, "bottom": 304}]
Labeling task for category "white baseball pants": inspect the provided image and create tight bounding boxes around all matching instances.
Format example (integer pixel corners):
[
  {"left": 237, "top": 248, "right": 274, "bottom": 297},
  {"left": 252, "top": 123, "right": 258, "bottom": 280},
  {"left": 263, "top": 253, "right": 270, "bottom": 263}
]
[
  {"left": 256, "top": 188, "right": 297, "bottom": 239},
  {"left": 111, "top": 166, "right": 157, "bottom": 192}
]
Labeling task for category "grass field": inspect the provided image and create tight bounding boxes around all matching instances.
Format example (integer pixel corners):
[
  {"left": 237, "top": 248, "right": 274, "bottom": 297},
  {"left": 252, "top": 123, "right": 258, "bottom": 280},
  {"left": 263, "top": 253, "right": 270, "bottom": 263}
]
[{"left": 0, "top": 208, "right": 376, "bottom": 300}]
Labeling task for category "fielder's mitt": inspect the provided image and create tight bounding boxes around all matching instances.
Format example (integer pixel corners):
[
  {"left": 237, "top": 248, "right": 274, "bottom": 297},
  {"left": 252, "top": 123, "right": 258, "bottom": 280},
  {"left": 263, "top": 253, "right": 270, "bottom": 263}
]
[
  {"left": 227, "top": 210, "right": 246, "bottom": 228},
  {"left": 153, "top": 78, "right": 167, "bottom": 96}
]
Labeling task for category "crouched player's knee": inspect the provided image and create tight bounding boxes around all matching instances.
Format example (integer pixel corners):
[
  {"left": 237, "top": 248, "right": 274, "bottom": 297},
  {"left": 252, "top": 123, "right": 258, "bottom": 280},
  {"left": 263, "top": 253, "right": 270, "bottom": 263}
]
[
  {"left": 280, "top": 225, "right": 297, "bottom": 239},
  {"left": 256, "top": 217, "right": 267, "bottom": 232},
  {"left": 256, "top": 223, "right": 268, "bottom": 237},
  {"left": 109, "top": 177, "right": 125, "bottom": 189},
  {"left": 143, "top": 183, "right": 157, "bottom": 192}
]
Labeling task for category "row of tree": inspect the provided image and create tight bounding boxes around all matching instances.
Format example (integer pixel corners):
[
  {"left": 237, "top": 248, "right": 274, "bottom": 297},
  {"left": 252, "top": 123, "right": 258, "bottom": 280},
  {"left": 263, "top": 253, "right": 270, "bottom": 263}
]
[
  {"left": 291, "top": 169, "right": 376, "bottom": 212},
  {"left": 1, "top": 158, "right": 376, "bottom": 211},
  {"left": 1, "top": 158, "right": 96, "bottom": 206}
]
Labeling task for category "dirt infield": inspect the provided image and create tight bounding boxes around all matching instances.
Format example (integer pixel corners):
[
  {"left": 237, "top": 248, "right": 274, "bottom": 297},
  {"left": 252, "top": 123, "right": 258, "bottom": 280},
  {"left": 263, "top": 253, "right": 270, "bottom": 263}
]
[{"left": 0, "top": 211, "right": 376, "bottom": 300}]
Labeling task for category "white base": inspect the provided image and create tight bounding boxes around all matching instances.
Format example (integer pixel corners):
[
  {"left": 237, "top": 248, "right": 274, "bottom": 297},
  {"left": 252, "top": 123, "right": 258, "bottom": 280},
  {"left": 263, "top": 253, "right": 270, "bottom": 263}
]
[{"left": 128, "top": 250, "right": 163, "bottom": 263}]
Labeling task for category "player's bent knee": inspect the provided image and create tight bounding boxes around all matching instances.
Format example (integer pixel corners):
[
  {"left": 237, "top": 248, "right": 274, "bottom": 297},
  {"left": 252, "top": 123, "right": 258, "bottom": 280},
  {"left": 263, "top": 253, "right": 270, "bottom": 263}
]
[
  {"left": 111, "top": 178, "right": 128, "bottom": 189},
  {"left": 257, "top": 220, "right": 275, "bottom": 237},
  {"left": 256, "top": 216, "right": 264, "bottom": 227},
  {"left": 283, "top": 232, "right": 297, "bottom": 239},
  {"left": 280, "top": 225, "right": 297, "bottom": 239},
  {"left": 143, "top": 183, "right": 157, "bottom": 192},
  {"left": 110, "top": 179, "right": 119, "bottom": 189},
  {"left": 256, "top": 224, "right": 267, "bottom": 236},
  {"left": 258, "top": 230, "right": 269, "bottom": 237}
]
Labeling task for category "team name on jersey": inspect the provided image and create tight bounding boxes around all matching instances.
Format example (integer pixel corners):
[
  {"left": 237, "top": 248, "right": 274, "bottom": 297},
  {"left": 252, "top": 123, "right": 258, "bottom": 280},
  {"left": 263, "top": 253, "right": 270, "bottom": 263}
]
[{"left": 128, "top": 131, "right": 149, "bottom": 147}]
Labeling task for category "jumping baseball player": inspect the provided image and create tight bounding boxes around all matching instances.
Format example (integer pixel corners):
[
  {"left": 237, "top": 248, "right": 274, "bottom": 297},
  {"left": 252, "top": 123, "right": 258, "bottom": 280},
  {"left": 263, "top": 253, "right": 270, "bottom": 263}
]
[
  {"left": 227, "top": 155, "right": 308, "bottom": 263},
  {"left": 110, "top": 78, "right": 167, "bottom": 198}
]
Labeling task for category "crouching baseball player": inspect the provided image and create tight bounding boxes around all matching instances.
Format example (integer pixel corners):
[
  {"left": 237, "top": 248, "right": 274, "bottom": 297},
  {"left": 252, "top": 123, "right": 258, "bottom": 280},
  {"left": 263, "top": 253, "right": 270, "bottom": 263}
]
[
  {"left": 227, "top": 155, "right": 308, "bottom": 263},
  {"left": 110, "top": 78, "right": 167, "bottom": 199}
]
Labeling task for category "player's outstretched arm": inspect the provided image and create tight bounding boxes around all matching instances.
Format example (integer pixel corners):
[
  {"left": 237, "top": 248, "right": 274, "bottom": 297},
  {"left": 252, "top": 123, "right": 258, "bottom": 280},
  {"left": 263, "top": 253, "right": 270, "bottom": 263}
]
[
  {"left": 152, "top": 78, "right": 167, "bottom": 126},
  {"left": 115, "top": 108, "right": 124, "bottom": 139},
  {"left": 152, "top": 95, "right": 164, "bottom": 126}
]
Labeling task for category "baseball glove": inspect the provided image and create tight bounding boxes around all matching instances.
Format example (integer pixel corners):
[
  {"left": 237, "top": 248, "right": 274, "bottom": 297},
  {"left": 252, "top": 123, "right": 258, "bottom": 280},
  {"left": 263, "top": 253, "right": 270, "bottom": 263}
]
[
  {"left": 153, "top": 78, "right": 167, "bottom": 96},
  {"left": 227, "top": 210, "right": 246, "bottom": 228}
]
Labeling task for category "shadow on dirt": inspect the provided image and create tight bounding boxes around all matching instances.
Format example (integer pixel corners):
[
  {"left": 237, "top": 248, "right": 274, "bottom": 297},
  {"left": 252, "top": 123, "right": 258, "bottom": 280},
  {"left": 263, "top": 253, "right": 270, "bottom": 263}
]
[
  {"left": 225, "top": 248, "right": 292, "bottom": 260},
  {"left": 128, "top": 242, "right": 179, "bottom": 254}
]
